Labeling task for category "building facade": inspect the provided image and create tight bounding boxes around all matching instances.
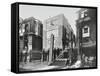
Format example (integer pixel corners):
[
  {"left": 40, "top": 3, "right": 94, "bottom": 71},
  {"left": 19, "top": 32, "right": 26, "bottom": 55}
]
[
  {"left": 43, "top": 14, "right": 75, "bottom": 51},
  {"left": 19, "top": 17, "right": 43, "bottom": 61},
  {"left": 76, "top": 8, "right": 97, "bottom": 59}
]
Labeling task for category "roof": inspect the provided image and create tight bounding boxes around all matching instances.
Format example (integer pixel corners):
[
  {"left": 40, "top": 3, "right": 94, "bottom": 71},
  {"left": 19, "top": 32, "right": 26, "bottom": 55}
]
[{"left": 22, "top": 17, "right": 42, "bottom": 24}]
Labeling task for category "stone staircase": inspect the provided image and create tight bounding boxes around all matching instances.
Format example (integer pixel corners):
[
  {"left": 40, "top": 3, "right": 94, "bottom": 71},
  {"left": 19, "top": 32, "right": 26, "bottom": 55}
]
[
  {"left": 50, "top": 59, "right": 67, "bottom": 66},
  {"left": 49, "top": 49, "right": 70, "bottom": 66}
]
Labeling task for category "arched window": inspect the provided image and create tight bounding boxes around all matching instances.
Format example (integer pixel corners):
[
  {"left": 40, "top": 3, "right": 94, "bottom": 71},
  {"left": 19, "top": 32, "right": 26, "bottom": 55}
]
[{"left": 82, "top": 26, "right": 90, "bottom": 37}]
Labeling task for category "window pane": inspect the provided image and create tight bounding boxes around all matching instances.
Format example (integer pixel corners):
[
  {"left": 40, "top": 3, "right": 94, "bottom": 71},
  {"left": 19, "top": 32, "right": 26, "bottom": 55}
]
[{"left": 84, "top": 28, "right": 88, "bottom": 33}]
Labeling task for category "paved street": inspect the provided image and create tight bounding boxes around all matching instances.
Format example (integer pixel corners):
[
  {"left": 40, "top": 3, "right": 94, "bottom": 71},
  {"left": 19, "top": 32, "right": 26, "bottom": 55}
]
[
  {"left": 19, "top": 61, "right": 62, "bottom": 71},
  {"left": 19, "top": 61, "right": 96, "bottom": 71}
]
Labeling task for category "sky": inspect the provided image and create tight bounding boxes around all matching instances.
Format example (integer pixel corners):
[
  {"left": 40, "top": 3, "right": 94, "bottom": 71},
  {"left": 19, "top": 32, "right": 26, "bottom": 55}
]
[{"left": 19, "top": 5, "right": 80, "bottom": 35}]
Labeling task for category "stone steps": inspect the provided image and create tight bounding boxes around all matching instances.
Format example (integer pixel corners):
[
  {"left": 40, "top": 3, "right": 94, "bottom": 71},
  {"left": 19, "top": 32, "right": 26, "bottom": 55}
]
[{"left": 50, "top": 60, "right": 67, "bottom": 66}]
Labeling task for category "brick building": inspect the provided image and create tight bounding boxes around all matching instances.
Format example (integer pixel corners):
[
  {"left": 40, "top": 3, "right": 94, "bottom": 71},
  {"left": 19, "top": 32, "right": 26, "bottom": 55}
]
[{"left": 76, "top": 8, "right": 97, "bottom": 59}]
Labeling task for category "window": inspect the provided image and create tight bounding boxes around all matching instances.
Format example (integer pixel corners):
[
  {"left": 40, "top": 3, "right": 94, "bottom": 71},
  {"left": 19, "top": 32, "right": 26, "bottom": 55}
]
[
  {"left": 25, "top": 24, "right": 28, "bottom": 32},
  {"left": 82, "top": 26, "right": 90, "bottom": 37},
  {"left": 19, "top": 24, "right": 25, "bottom": 36},
  {"left": 81, "top": 12, "right": 84, "bottom": 18},
  {"left": 81, "top": 9, "right": 88, "bottom": 18},
  {"left": 84, "top": 27, "right": 88, "bottom": 33}
]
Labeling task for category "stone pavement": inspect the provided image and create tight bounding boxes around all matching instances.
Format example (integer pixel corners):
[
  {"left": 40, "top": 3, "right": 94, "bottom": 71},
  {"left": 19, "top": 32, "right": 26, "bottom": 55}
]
[
  {"left": 19, "top": 59, "right": 96, "bottom": 71},
  {"left": 19, "top": 61, "right": 61, "bottom": 71}
]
